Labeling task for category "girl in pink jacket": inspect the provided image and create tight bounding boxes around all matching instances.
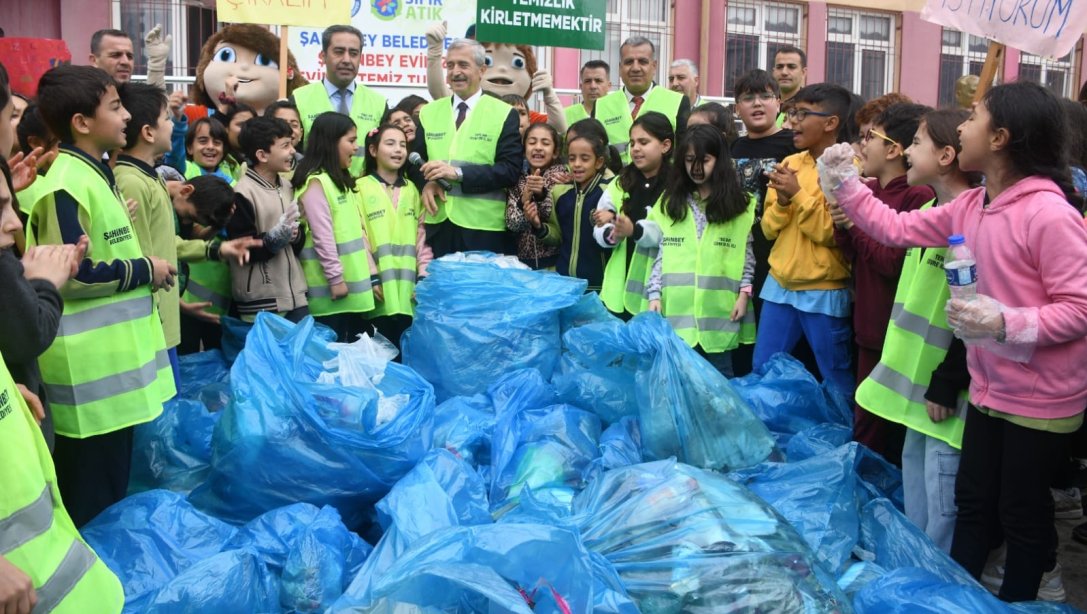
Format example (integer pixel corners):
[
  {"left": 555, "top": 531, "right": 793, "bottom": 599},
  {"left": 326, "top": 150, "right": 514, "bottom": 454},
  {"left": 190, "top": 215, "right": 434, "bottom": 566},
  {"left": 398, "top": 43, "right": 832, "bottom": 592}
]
[{"left": 820, "top": 82, "right": 1087, "bottom": 603}]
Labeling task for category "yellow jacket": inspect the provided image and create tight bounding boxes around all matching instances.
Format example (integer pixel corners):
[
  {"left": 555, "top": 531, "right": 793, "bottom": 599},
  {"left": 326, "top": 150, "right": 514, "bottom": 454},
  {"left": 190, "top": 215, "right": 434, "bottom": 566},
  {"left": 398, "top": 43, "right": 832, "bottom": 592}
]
[{"left": 762, "top": 151, "right": 851, "bottom": 290}]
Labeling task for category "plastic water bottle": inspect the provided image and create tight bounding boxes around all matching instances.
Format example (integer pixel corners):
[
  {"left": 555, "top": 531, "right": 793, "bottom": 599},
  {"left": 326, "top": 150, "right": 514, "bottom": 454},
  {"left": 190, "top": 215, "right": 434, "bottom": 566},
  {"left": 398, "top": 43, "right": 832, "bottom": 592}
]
[{"left": 944, "top": 234, "right": 977, "bottom": 301}]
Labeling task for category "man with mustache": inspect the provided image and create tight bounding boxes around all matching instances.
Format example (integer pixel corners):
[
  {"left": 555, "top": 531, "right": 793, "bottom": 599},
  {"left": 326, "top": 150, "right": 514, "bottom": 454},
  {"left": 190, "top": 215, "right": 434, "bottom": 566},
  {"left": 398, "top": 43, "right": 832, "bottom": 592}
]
[
  {"left": 414, "top": 38, "right": 525, "bottom": 257},
  {"left": 89, "top": 29, "right": 135, "bottom": 84},
  {"left": 592, "top": 36, "right": 688, "bottom": 165},
  {"left": 293, "top": 25, "right": 388, "bottom": 176}
]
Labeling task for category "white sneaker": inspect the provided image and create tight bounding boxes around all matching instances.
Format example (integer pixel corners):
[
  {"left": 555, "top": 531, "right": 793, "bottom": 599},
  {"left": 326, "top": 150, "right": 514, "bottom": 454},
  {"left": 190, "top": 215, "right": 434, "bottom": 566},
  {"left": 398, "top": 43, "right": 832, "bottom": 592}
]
[
  {"left": 980, "top": 561, "right": 1066, "bottom": 602},
  {"left": 1052, "top": 487, "right": 1083, "bottom": 520}
]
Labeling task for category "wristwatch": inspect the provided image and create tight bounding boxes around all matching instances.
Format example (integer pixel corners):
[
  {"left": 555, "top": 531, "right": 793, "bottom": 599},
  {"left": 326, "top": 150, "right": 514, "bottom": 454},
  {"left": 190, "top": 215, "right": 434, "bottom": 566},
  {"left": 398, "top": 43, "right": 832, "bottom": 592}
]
[{"left": 454, "top": 167, "right": 464, "bottom": 182}]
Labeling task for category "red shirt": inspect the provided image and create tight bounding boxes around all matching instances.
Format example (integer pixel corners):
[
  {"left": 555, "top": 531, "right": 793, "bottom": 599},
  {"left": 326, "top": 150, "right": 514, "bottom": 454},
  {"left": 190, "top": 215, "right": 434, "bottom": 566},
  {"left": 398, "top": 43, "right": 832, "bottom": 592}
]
[{"left": 834, "top": 175, "right": 935, "bottom": 349}]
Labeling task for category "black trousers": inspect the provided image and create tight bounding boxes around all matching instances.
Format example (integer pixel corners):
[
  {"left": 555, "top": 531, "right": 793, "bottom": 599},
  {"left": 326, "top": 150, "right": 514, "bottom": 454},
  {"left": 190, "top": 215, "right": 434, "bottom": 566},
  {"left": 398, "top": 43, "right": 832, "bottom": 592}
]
[
  {"left": 369, "top": 314, "right": 413, "bottom": 355},
  {"left": 53, "top": 425, "right": 134, "bottom": 527},
  {"left": 425, "top": 221, "right": 513, "bottom": 258},
  {"left": 315, "top": 312, "right": 370, "bottom": 343},
  {"left": 177, "top": 314, "right": 222, "bottom": 355},
  {"left": 950, "top": 405, "right": 1071, "bottom": 602}
]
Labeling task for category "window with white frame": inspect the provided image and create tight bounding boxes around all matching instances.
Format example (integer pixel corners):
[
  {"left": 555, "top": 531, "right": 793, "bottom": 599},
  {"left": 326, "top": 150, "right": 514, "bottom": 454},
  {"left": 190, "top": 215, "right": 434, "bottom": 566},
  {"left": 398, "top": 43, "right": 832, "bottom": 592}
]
[
  {"left": 1019, "top": 50, "right": 1076, "bottom": 98},
  {"left": 724, "top": 1, "right": 804, "bottom": 96},
  {"left": 579, "top": 0, "right": 673, "bottom": 88},
  {"left": 825, "top": 8, "right": 896, "bottom": 101},
  {"left": 116, "top": 0, "right": 217, "bottom": 92},
  {"left": 937, "top": 29, "right": 989, "bottom": 107}
]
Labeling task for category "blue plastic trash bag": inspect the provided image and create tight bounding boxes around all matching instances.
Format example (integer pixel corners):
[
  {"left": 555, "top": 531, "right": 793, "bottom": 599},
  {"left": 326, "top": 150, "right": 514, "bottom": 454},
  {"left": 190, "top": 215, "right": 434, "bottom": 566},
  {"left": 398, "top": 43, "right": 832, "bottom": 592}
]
[
  {"left": 280, "top": 506, "right": 374, "bottom": 612},
  {"left": 573, "top": 460, "right": 851, "bottom": 613},
  {"left": 836, "top": 560, "right": 887, "bottom": 600},
  {"left": 786, "top": 423, "right": 853, "bottom": 461},
  {"left": 858, "top": 497, "right": 976, "bottom": 587},
  {"left": 629, "top": 313, "right": 775, "bottom": 471},
  {"left": 402, "top": 256, "right": 587, "bottom": 401},
  {"left": 432, "top": 394, "right": 496, "bottom": 467},
  {"left": 589, "top": 551, "right": 641, "bottom": 614},
  {"left": 593, "top": 416, "right": 643, "bottom": 473},
  {"left": 142, "top": 549, "right": 279, "bottom": 614},
  {"left": 333, "top": 523, "right": 596, "bottom": 614},
  {"left": 554, "top": 319, "right": 642, "bottom": 424},
  {"left": 732, "top": 352, "right": 853, "bottom": 446},
  {"left": 81, "top": 490, "right": 239, "bottom": 612},
  {"left": 129, "top": 398, "right": 221, "bottom": 495},
  {"left": 488, "top": 368, "right": 561, "bottom": 417},
  {"left": 376, "top": 449, "right": 492, "bottom": 541},
  {"left": 175, "top": 349, "right": 230, "bottom": 400},
  {"left": 733, "top": 444, "right": 864, "bottom": 574},
  {"left": 853, "top": 567, "right": 1082, "bottom": 614},
  {"left": 219, "top": 315, "right": 252, "bottom": 364},
  {"left": 560, "top": 292, "right": 618, "bottom": 334},
  {"left": 190, "top": 314, "right": 434, "bottom": 527}
]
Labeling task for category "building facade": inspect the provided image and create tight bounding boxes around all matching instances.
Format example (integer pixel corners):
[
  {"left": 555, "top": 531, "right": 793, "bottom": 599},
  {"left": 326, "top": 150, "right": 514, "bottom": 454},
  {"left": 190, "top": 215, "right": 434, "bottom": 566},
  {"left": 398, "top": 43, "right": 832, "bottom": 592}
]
[{"left": 3, "top": 0, "right": 1084, "bottom": 107}]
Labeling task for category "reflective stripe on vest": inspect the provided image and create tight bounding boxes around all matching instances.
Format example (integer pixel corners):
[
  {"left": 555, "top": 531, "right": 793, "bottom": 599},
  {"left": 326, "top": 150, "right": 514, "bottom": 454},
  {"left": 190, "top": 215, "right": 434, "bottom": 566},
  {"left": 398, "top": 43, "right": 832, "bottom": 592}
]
[
  {"left": 182, "top": 260, "right": 232, "bottom": 316},
  {"left": 594, "top": 87, "right": 683, "bottom": 164},
  {"left": 359, "top": 176, "right": 423, "bottom": 317},
  {"left": 295, "top": 82, "right": 385, "bottom": 176},
  {"left": 297, "top": 172, "right": 375, "bottom": 316},
  {"left": 600, "top": 182, "right": 657, "bottom": 315},
  {"left": 653, "top": 196, "right": 756, "bottom": 353},
  {"left": 855, "top": 200, "right": 967, "bottom": 448},
  {"left": 28, "top": 151, "right": 171, "bottom": 437},
  {"left": 419, "top": 95, "right": 510, "bottom": 231},
  {"left": 0, "top": 359, "right": 124, "bottom": 613}
]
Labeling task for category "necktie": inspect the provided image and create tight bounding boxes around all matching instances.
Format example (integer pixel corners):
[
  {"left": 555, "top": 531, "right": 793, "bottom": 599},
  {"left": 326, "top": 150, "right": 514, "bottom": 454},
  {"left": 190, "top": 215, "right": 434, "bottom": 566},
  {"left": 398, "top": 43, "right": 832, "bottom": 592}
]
[
  {"left": 337, "top": 88, "right": 350, "bottom": 115},
  {"left": 455, "top": 101, "right": 469, "bottom": 129},
  {"left": 631, "top": 95, "right": 644, "bottom": 120}
]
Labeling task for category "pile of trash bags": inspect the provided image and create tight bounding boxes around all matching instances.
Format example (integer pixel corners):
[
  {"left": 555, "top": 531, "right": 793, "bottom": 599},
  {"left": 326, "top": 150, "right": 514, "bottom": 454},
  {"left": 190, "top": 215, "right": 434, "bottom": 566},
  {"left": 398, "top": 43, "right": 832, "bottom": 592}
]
[{"left": 92, "top": 254, "right": 1080, "bottom": 613}]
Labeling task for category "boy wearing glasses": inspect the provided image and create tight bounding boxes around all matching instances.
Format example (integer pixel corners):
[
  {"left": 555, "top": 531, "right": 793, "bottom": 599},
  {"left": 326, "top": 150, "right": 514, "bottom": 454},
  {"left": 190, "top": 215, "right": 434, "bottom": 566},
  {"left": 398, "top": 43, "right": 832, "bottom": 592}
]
[
  {"left": 830, "top": 102, "right": 935, "bottom": 466},
  {"left": 754, "top": 83, "right": 855, "bottom": 398}
]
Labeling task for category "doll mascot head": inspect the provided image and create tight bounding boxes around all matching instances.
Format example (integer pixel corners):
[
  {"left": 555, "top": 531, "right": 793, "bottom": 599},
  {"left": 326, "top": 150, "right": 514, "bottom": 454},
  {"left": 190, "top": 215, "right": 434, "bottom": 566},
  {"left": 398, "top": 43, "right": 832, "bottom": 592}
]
[{"left": 194, "top": 24, "right": 307, "bottom": 115}]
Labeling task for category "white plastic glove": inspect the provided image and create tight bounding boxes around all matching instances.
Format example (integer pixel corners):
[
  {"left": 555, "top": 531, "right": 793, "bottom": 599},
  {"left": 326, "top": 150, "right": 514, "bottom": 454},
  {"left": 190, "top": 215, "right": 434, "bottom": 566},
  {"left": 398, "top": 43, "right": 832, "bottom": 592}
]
[
  {"left": 264, "top": 202, "right": 301, "bottom": 253},
  {"left": 143, "top": 24, "right": 171, "bottom": 72},
  {"left": 817, "top": 142, "right": 859, "bottom": 200},
  {"left": 531, "top": 70, "right": 554, "bottom": 96},
  {"left": 947, "top": 295, "right": 1036, "bottom": 363},
  {"left": 425, "top": 21, "right": 447, "bottom": 59}
]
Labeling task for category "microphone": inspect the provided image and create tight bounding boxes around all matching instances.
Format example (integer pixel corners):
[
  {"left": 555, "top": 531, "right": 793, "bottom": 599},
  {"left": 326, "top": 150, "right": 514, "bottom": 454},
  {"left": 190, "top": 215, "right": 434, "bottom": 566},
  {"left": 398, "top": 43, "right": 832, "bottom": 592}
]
[{"left": 408, "top": 152, "right": 453, "bottom": 192}]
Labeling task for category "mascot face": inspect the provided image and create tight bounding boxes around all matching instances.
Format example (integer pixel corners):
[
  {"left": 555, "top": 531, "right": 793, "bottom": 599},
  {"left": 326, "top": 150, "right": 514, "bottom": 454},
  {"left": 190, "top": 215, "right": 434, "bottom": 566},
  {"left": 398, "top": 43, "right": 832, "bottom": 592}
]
[
  {"left": 481, "top": 43, "right": 535, "bottom": 98},
  {"left": 202, "top": 42, "right": 281, "bottom": 114}
]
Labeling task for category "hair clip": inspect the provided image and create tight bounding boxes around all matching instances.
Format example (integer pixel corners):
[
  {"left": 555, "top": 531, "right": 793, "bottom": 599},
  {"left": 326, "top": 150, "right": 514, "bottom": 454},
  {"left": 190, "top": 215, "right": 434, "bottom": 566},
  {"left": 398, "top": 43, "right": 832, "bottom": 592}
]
[{"left": 367, "top": 128, "right": 380, "bottom": 139}]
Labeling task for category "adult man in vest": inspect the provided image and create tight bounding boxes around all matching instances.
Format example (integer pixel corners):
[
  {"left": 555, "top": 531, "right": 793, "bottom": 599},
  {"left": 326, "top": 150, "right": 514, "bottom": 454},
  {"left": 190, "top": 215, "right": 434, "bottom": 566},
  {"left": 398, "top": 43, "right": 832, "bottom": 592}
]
[
  {"left": 292, "top": 25, "right": 388, "bottom": 175},
  {"left": 564, "top": 60, "right": 611, "bottom": 127},
  {"left": 416, "top": 38, "right": 524, "bottom": 257},
  {"left": 668, "top": 59, "right": 704, "bottom": 109},
  {"left": 595, "top": 36, "right": 689, "bottom": 164}
]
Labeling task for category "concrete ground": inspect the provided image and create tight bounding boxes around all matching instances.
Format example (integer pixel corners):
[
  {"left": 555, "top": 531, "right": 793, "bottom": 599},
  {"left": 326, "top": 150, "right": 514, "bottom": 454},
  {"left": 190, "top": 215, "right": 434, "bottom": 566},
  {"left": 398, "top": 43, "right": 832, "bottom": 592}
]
[{"left": 1057, "top": 516, "right": 1087, "bottom": 612}]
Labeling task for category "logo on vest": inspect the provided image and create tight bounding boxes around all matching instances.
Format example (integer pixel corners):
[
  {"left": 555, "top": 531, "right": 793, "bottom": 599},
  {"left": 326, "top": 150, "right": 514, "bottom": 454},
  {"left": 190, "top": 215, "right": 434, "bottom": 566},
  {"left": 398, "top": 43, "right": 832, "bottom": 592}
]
[
  {"left": 367, "top": 209, "right": 386, "bottom": 222},
  {"left": 713, "top": 236, "right": 737, "bottom": 249},
  {"left": 926, "top": 253, "right": 945, "bottom": 269},
  {"left": 0, "top": 388, "right": 10, "bottom": 423},
  {"left": 662, "top": 236, "right": 685, "bottom": 247},
  {"left": 469, "top": 133, "right": 494, "bottom": 143},
  {"left": 428, "top": 131, "right": 447, "bottom": 141},
  {"left": 603, "top": 116, "right": 623, "bottom": 126},
  {"left": 103, "top": 225, "right": 133, "bottom": 245}
]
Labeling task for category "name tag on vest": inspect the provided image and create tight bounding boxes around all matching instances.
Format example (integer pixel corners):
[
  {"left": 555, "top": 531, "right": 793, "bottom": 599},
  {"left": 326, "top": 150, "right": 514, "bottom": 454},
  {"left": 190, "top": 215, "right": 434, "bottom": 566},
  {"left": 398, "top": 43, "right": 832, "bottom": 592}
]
[
  {"left": 713, "top": 236, "right": 737, "bottom": 249},
  {"left": 103, "top": 225, "right": 133, "bottom": 245}
]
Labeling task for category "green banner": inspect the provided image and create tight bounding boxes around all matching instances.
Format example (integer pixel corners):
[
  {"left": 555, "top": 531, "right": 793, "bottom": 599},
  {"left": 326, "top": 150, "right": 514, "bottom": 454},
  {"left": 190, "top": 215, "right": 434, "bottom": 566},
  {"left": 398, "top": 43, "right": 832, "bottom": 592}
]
[{"left": 476, "top": 0, "right": 607, "bottom": 50}]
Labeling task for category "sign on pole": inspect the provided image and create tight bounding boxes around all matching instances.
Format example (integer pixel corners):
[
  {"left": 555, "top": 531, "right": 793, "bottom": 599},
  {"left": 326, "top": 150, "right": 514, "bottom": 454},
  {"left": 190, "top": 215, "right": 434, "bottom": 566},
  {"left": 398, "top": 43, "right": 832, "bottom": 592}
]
[
  {"left": 216, "top": 0, "right": 351, "bottom": 28},
  {"left": 921, "top": 0, "right": 1087, "bottom": 59},
  {"left": 475, "top": 0, "right": 607, "bottom": 50}
]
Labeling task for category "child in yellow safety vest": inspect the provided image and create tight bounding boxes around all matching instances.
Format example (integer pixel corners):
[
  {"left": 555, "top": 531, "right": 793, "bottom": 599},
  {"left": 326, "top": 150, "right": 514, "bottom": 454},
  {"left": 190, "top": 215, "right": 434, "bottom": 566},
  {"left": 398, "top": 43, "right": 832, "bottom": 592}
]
[
  {"left": 644, "top": 124, "right": 756, "bottom": 377},
  {"left": 360, "top": 123, "right": 433, "bottom": 350},
  {"left": 292, "top": 112, "right": 380, "bottom": 342}
]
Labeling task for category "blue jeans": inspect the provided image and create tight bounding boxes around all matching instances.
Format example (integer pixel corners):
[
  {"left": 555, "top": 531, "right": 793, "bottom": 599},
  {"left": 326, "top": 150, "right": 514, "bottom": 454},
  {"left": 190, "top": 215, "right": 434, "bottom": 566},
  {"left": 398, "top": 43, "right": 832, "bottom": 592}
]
[
  {"left": 752, "top": 300, "right": 854, "bottom": 396},
  {"left": 902, "top": 428, "right": 960, "bottom": 553}
]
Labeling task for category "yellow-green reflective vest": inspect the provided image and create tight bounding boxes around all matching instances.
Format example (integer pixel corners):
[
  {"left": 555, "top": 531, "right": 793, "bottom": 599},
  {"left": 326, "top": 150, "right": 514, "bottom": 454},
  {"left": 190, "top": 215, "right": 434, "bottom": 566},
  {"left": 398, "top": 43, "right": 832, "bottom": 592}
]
[
  {"left": 594, "top": 87, "right": 684, "bottom": 164},
  {"left": 652, "top": 196, "right": 756, "bottom": 353},
  {"left": 419, "top": 95, "right": 510, "bottom": 231},
  {"left": 181, "top": 259, "right": 232, "bottom": 316},
  {"left": 855, "top": 201, "right": 967, "bottom": 448},
  {"left": 0, "top": 360, "right": 125, "bottom": 613},
  {"left": 294, "top": 82, "right": 386, "bottom": 176},
  {"left": 564, "top": 103, "right": 590, "bottom": 128},
  {"left": 599, "top": 181, "right": 657, "bottom": 315},
  {"left": 182, "top": 160, "right": 235, "bottom": 185},
  {"left": 17, "top": 175, "right": 48, "bottom": 216},
  {"left": 27, "top": 151, "right": 173, "bottom": 438},
  {"left": 359, "top": 176, "right": 422, "bottom": 318},
  {"left": 297, "top": 172, "right": 375, "bottom": 316}
]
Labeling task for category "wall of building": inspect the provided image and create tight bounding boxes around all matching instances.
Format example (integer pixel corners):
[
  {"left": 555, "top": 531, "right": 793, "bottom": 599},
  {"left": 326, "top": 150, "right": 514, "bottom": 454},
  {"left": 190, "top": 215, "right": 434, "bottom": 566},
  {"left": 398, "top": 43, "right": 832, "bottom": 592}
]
[{"left": 1, "top": 0, "right": 113, "bottom": 66}]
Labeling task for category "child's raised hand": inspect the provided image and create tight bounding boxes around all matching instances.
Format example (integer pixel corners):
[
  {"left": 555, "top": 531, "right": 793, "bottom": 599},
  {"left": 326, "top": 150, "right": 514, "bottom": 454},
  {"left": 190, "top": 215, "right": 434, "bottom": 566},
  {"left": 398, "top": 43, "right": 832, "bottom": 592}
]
[
  {"left": 768, "top": 164, "right": 800, "bottom": 202},
  {"left": 524, "top": 201, "right": 542, "bottom": 229},
  {"left": 828, "top": 199, "right": 853, "bottom": 229},
  {"left": 592, "top": 208, "right": 615, "bottom": 226},
  {"left": 219, "top": 236, "right": 263, "bottom": 266},
  {"left": 22, "top": 244, "right": 78, "bottom": 290},
  {"left": 524, "top": 169, "right": 545, "bottom": 198}
]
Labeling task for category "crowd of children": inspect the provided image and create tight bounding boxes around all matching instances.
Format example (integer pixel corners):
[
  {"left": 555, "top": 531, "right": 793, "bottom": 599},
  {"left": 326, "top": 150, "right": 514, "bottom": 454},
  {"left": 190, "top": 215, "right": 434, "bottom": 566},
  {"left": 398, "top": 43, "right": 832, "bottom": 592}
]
[{"left": 2, "top": 35, "right": 1087, "bottom": 610}]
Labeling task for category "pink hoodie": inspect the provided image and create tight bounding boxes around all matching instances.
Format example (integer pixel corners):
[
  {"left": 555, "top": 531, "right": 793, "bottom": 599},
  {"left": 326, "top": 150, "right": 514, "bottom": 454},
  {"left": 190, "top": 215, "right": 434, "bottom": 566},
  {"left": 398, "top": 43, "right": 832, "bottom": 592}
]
[{"left": 835, "top": 175, "right": 1087, "bottom": 419}]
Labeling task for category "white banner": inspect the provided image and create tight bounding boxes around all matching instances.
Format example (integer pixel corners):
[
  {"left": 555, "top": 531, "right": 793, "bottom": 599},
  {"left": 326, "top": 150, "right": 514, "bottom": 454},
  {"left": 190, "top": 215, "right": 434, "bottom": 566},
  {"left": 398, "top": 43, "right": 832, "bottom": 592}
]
[{"left": 288, "top": 0, "right": 477, "bottom": 105}]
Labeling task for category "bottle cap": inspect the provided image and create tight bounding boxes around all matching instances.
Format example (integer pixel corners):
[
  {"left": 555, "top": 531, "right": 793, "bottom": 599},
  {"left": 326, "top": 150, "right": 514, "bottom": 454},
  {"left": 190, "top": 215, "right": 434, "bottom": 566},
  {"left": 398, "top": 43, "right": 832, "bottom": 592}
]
[{"left": 948, "top": 234, "right": 965, "bottom": 246}]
